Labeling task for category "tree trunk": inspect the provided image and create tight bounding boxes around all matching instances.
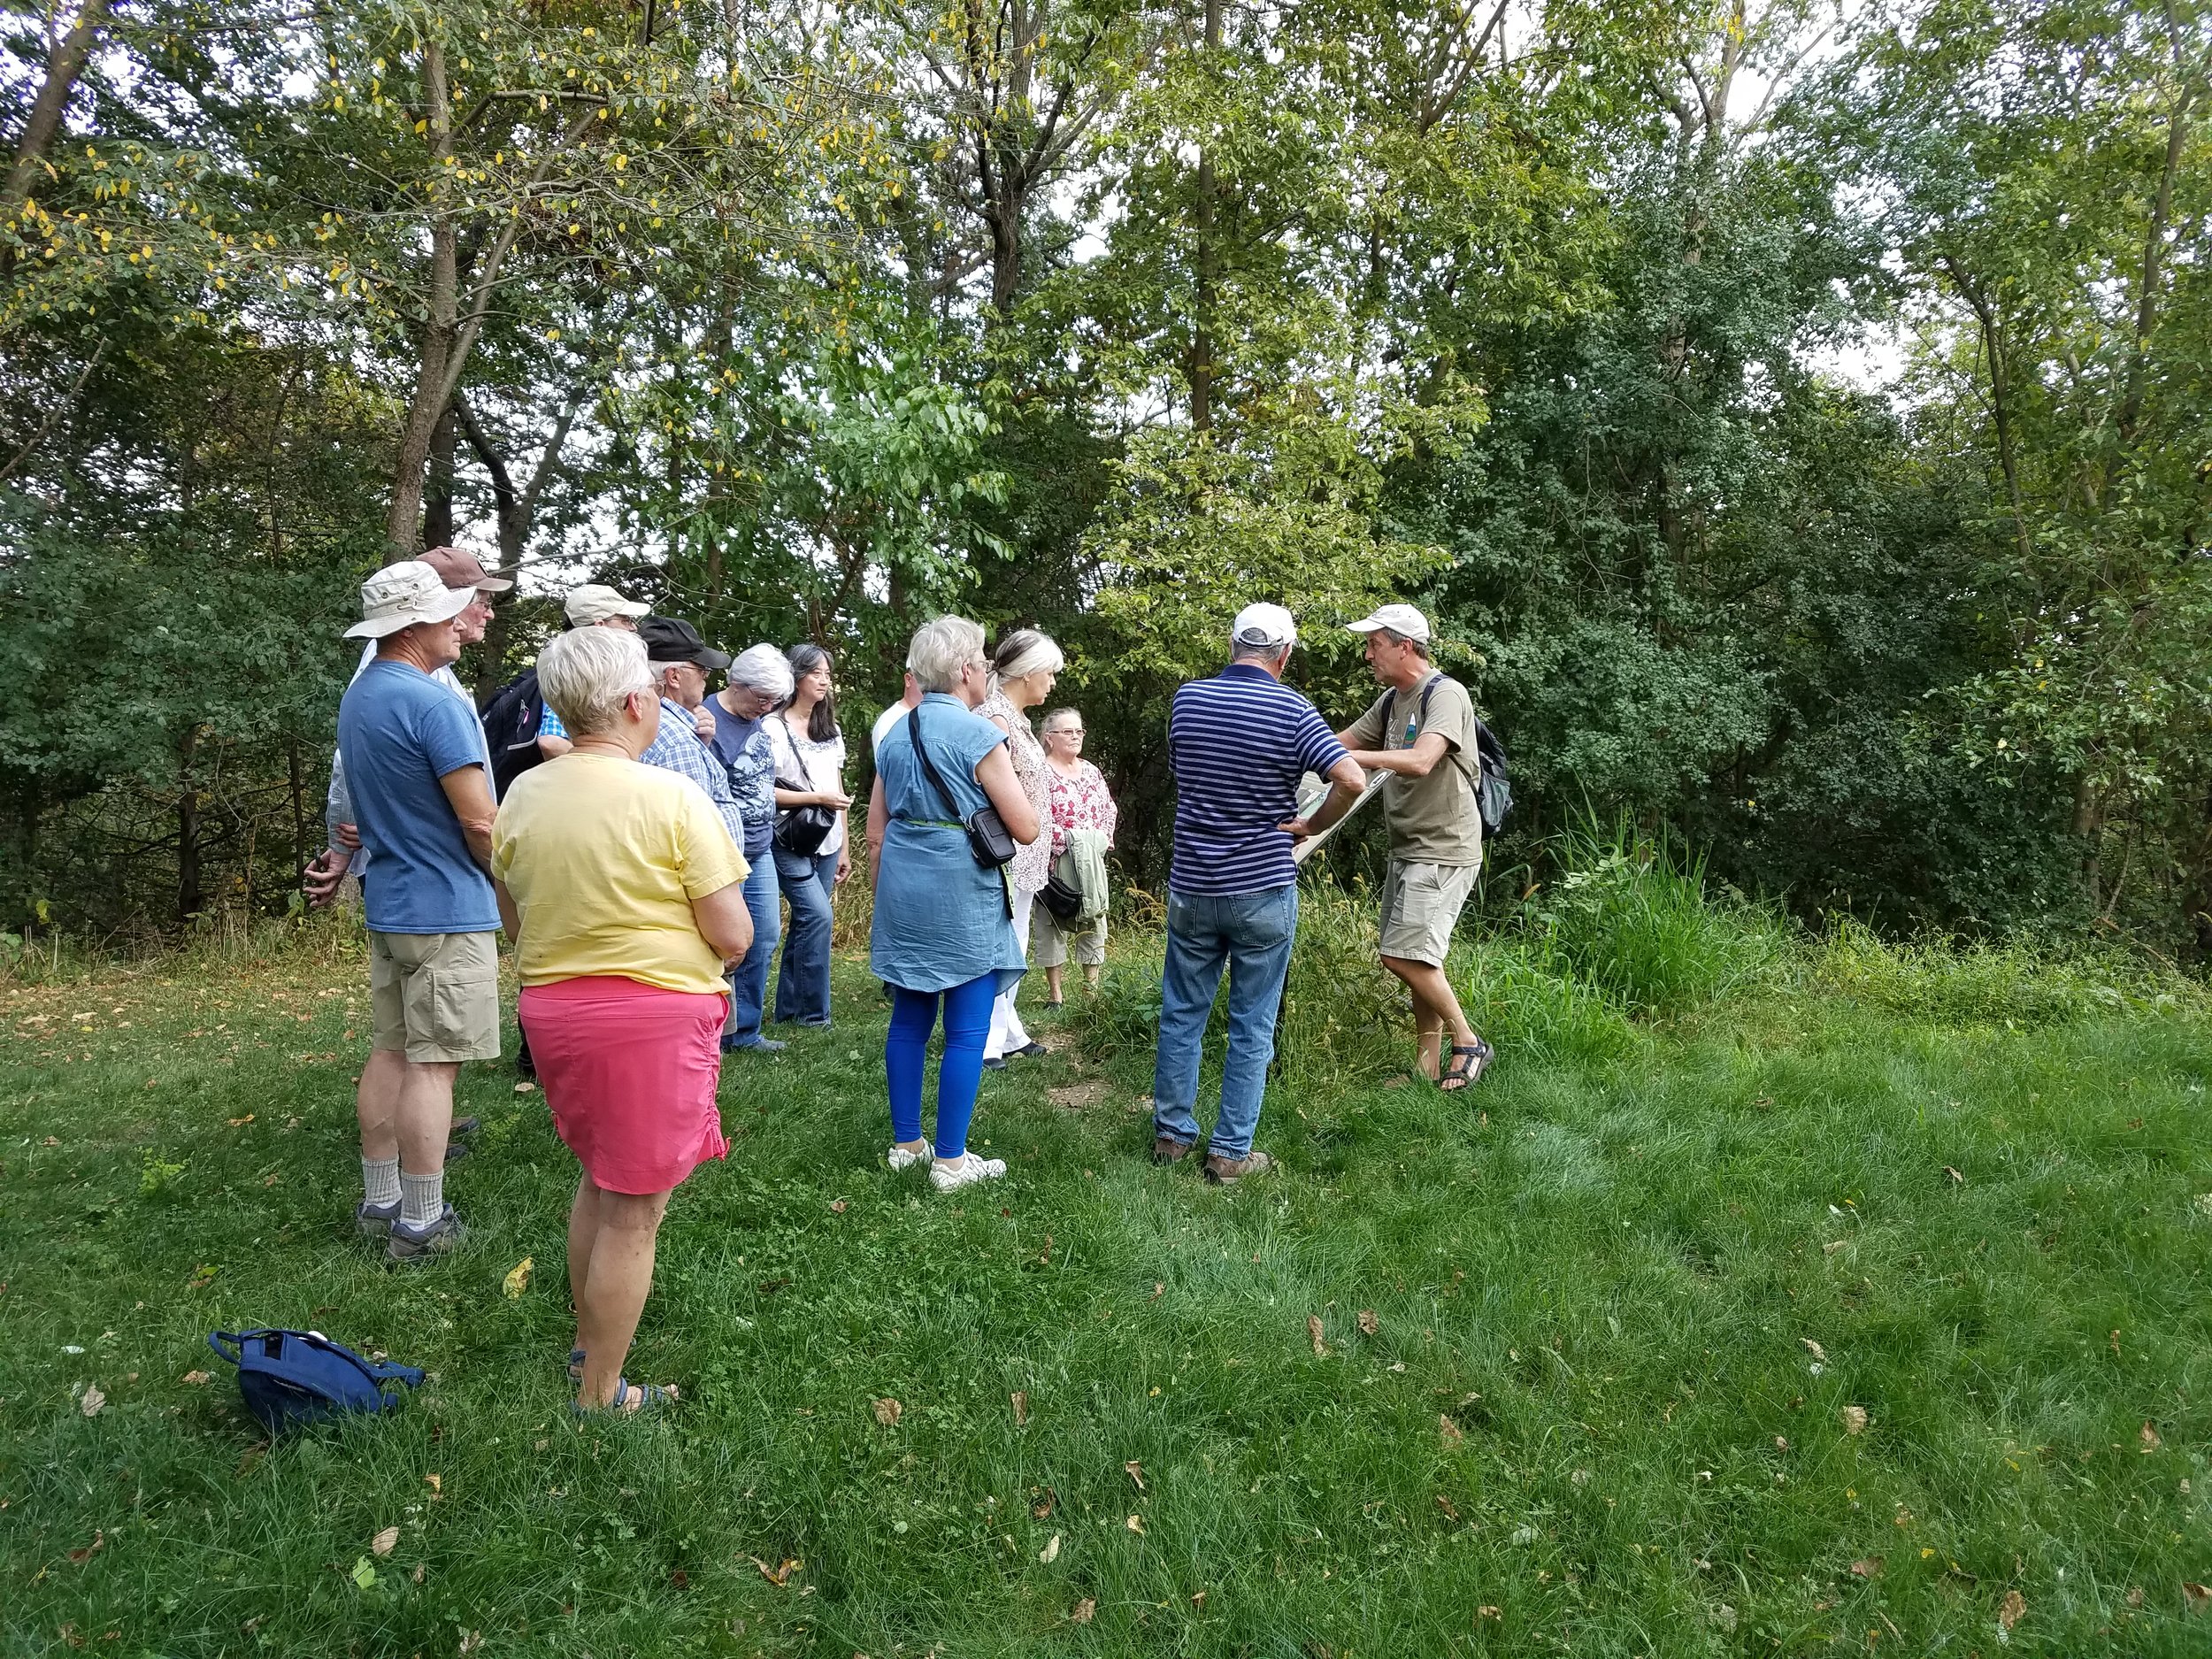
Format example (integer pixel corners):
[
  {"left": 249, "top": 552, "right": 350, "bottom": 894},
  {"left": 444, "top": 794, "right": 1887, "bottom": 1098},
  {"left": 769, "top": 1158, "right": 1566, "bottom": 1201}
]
[
  {"left": 420, "top": 400, "right": 460, "bottom": 549},
  {"left": 386, "top": 39, "right": 459, "bottom": 555},
  {"left": 0, "top": 0, "right": 111, "bottom": 239},
  {"left": 1184, "top": 0, "right": 1223, "bottom": 432},
  {"left": 1942, "top": 257, "right": 2034, "bottom": 570},
  {"left": 176, "top": 727, "right": 203, "bottom": 924}
]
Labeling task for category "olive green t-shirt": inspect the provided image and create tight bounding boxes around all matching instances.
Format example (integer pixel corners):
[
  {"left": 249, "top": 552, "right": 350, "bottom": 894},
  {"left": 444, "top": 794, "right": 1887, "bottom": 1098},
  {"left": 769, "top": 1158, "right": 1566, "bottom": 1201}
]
[{"left": 1342, "top": 673, "right": 1485, "bottom": 867}]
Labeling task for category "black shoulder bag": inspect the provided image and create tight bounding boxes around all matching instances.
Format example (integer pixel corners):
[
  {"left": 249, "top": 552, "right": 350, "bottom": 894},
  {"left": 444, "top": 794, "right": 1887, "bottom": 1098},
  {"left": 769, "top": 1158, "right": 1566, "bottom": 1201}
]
[
  {"left": 771, "top": 720, "right": 837, "bottom": 856},
  {"left": 910, "top": 703, "right": 1018, "bottom": 869}
]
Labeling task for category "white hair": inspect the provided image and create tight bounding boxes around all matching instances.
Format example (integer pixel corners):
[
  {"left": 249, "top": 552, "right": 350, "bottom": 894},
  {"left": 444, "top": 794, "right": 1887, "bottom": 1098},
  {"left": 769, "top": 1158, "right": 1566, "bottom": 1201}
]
[
  {"left": 908, "top": 615, "right": 986, "bottom": 693},
  {"left": 989, "top": 627, "right": 1064, "bottom": 689},
  {"left": 728, "top": 642, "right": 795, "bottom": 702},
  {"left": 538, "top": 627, "right": 654, "bottom": 737}
]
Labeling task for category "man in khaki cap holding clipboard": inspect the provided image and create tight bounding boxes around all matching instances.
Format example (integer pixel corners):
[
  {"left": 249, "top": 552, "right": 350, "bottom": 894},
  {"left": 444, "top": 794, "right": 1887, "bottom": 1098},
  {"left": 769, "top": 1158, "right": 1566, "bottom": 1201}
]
[{"left": 1336, "top": 603, "right": 1494, "bottom": 1092}]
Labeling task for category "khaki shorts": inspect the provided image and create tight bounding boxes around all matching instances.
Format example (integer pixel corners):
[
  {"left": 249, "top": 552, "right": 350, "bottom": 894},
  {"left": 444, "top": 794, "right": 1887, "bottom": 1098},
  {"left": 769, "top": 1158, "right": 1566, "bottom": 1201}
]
[
  {"left": 1032, "top": 905, "right": 1106, "bottom": 970},
  {"left": 368, "top": 930, "right": 502, "bottom": 1064},
  {"left": 1378, "top": 860, "right": 1479, "bottom": 968}
]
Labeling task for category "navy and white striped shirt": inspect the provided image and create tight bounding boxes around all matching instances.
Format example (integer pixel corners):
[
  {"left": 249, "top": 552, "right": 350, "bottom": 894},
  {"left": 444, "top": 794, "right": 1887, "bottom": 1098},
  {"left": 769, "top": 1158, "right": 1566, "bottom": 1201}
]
[{"left": 1167, "top": 663, "right": 1349, "bottom": 895}]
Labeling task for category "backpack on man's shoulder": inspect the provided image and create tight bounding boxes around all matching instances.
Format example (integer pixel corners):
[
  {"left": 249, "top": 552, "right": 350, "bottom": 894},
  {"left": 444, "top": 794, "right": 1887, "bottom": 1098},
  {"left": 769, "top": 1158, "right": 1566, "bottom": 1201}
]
[
  {"left": 1386, "top": 674, "right": 1513, "bottom": 837},
  {"left": 478, "top": 666, "right": 547, "bottom": 799}
]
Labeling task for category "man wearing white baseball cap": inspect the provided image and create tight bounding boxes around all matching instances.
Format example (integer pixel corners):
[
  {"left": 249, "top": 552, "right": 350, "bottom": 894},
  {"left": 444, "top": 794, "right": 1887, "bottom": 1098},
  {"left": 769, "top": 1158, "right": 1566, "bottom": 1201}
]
[
  {"left": 329, "top": 560, "right": 504, "bottom": 1262},
  {"left": 532, "top": 583, "right": 652, "bottom": 760},
  {"left": 1336, "top": 603, "right": 1493, "bottom": 1091},
  {"left": 1150, "top": 602, "right": 1367, "bottom": 1184}
]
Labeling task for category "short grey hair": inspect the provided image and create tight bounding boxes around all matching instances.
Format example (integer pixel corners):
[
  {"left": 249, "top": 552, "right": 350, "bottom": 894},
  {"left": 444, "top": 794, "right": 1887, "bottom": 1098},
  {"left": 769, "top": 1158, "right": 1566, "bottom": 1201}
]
[
  {"left": 990, "top": 627, "right": 1064, "bottom": 687},
  {"left": 728, "top": 642, "right": 795, "bottom": 703},
  {"left": 1041, "top": 706, "right": 1083, "bottom": 733},
  {"left": 1377, "top": 626, "right": 1431, "bottom": 659},
  {"left": 1230, "top": 638, "right": 1293, "bottom": 665},
  {"left": 538, "top": 627, "right": 654, "bottom": 737},
  {"left": 908, "top": 615, "right": 986, "bottom": 693}
]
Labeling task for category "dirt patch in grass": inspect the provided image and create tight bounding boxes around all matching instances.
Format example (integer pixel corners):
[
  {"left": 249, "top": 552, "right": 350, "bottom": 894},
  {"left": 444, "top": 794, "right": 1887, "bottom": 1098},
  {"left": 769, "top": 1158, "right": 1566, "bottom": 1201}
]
[{"left": 1047, "top": 1079, "right": 1113, "bottom": 1111}]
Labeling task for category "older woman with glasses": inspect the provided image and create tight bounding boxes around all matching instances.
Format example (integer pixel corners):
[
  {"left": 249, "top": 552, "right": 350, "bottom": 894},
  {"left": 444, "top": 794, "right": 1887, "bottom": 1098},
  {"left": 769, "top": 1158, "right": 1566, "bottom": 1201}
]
[
  {"left": 975, "top": 628, "right": 1064, "bottom": 1070},
  {"left": 492, "top": 628, "right": 755, "bottom": 1414},
  {"left": 866, "top": 616, "right": 1041, "bottom": 1192},
  {"left": 1035, "top": 707, "right": 1117, "bottom": 1004}
]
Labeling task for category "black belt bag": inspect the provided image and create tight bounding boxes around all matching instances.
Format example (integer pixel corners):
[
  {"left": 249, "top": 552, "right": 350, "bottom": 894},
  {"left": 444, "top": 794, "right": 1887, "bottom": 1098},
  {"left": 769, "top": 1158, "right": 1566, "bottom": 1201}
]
[{"left": 910, "top": 704, "right": 1016, "bottom": 869}]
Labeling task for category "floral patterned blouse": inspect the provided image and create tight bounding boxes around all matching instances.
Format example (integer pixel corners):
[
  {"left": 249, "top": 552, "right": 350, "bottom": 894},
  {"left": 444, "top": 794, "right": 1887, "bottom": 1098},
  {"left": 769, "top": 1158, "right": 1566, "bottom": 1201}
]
[
  {"left": 1046, "top": 759, "right": 1117, "bottom": 856},
  {"left": 979, "top": 689, "right": 1052, "bottom": 895}
]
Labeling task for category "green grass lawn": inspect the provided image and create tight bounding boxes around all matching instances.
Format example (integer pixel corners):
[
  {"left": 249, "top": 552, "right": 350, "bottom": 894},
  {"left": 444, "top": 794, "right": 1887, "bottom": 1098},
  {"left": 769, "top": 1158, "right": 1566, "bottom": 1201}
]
[{"left": 5, "top": 913, "right": 2212, "bottom": 1656}]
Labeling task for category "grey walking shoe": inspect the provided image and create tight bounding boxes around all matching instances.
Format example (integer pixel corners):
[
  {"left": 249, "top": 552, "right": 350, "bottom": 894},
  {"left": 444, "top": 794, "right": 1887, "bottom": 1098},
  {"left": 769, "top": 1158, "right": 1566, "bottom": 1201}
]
[
  {"left": 1202, "top": 1149, "right": 1274, "bottom": 1186},
  {"left": 355, "top": 1200, "right": 399, "bottom": 1239},
  {"left": 1151, "top": 1134, "right": 1197, "bottom": 1166},
  {"left": 386, "top": 1204, "right": 465, "bottom": 1263}
]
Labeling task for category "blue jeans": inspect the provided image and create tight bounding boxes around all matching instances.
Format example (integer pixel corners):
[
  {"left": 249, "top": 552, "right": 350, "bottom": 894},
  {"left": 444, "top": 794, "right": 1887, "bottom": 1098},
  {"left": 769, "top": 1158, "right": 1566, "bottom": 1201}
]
[
  {"left": 772, "top": 848, "right": 838, "bottom": 1026},
  {"left": 887, "top": 973, "right": 996, "bottom": 1158},
  {"left": 724, "top": 849, "right": 781, "bottom": 1047},
  {"left": 1151, "top": 884, "right": 1299, "bottom": 1160}
]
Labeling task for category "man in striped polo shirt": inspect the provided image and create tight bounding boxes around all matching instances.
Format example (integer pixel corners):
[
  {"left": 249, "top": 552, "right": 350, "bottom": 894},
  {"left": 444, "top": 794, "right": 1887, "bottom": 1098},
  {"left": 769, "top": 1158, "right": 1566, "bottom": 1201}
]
[{"left": 1152, "top": 603, "right": 1367, "bottom": 1184}]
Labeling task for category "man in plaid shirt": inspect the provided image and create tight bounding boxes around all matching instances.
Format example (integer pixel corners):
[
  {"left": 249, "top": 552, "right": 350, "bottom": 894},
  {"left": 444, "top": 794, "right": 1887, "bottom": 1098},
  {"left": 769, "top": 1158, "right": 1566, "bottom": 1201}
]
[{"left": 636, "top": 617, "right": 744, "bottom": 846}]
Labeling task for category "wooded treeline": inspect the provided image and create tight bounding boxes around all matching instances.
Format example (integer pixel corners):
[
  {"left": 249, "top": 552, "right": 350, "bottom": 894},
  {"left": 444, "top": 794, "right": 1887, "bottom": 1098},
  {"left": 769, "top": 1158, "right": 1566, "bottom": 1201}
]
[{"left": 2, "top": 0, "right": 2207, "bottom": 954}]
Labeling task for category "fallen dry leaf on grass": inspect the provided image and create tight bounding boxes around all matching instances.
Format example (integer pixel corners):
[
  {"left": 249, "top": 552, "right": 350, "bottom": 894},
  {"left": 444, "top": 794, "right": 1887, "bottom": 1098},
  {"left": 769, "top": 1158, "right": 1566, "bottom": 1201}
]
[
  {"left": 1011, "top": 1390, "right": 1028, "bottom": 1425},
  {"left": 180, "top": 1370, "right": 211, "bottom": 1386},
  {"left": 1943, "top": 1164, "right": 1964, "bottom": 1185},
  {"left": 79, "top": 1385, "right": 104, "bottom": 1418},
  {"left": 1308, "top": 1315, "right": 1327, "bottom": 1356},
  {"left": 2125, "top": 1586, "right": 2145, "bottom": 1609},
  {"left": 458, "top": 1632, "right": 482, "bottom": 1654},
  {"left": 1477, "top": 1605, "right": 1502, "bottom": 1620},
  {"left": 2182, "top": 1582, "right": 2209, "bottom": 1616},
  {"left": 829, "top": 1198, "right": 848, "bottom": 1214},
  {"left": 67, "top": 1531, "right": 104, "bottom": 1563},
  {"left": 411, "top": 1563, "right": 424, "bottom": 1584},
  {"left": 1357, "top": 1310, "right": 1379, "bottom": 1336},
  {"left": 227, "top": 1115, "right": 254, "bottom": 1127},
  {"left": 2139, "top": 1421, "right": 2162, "bottom": 1452},
  {"left": 872, "top": 1397, "right": 902, "bottom": 1427},
  {"left": 1439, "top": 1415, "right": 1465, "bottom": 1448},
  {"left": 1801, "top": 1338, "right": 1827, "bottom": 1363},
  {"left": 1850, "top": 1557, "right": 1883, "bottom": 1580},
  {"left": 1148, "top": 1282, "right": 1164, "bottom": 1302},
  {"left": 1071, "top": 1598, "right": 1095, "bottom": 1624},
  {"left": 370, "top": 1525, "right": 398, "bottom": 1556},
  {"left": 515, "top": 1080, "right": 536, "bottom": 1094},
  {"left": 1125, "top": 1514, "right": 1145, "bottom": 1533},
  {"left": 1125, "top": 1461, "right": 1146, "bottom": 1491},
  {"left": 1434, "top": 1494, "right": 1461, "bottom": 1522},
  {"left": 425, "top": 1473, "right": 442, "bottom": 1495},
  {"left": 1040, "top": 1533, "right": 1061, "bottom": 1563},
  {"left": 1840, "top": 1406, "right": 1869, "bottom": 1435},
  {"left": 1998, "top": 1589, "right": 2025, "bottom": 1631},
  {"left": 502, "top": 1257, "right": 533, "bottom": 1299},
  {"left": 749, "top": 1555, "right": 801, "bottom": 1586}
]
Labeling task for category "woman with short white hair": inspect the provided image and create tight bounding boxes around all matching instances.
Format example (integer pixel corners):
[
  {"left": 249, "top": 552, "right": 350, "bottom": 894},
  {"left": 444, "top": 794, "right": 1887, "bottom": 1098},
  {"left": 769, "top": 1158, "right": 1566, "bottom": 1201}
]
[
  {"left": 976, "top": 628, "right": 1064, "bottom": 1069},
  {"left": 704, "top": 643, "right": 795, "bottom": 1054},
  {"left": 867, "top": 616, "right": 1041, "bottom": 1191},
  {"left": 493, "top": 627, "right": 755, "bottom": 1414}
]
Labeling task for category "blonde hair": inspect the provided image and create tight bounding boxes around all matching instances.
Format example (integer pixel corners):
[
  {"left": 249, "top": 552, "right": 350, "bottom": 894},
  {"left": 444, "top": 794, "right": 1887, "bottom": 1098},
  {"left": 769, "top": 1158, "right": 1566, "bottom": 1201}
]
[
  {"left": 989, "top": 627, "right": 1064, "bottom": 690},
  {"left": 537, "top": 627, "right": 653, "bottom": 737},
  {"left": 907, "top": 615, "right": 987, "bottom": 693}
]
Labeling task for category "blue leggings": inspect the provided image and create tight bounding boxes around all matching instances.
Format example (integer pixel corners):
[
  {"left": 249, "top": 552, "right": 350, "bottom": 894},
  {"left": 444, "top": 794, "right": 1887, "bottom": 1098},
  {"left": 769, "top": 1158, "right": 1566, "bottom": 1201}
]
[{"left": 887, "top": 973, "right": 997, "bottom": 1159}]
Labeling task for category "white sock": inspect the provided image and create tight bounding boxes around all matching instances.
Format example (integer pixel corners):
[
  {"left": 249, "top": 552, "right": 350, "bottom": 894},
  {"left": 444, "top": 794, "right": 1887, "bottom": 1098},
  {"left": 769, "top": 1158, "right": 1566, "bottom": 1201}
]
[
  {"left": 399, "top": 1169, "right": 444, "bottom": 1228},
  {"left": 361, "top": 1156, "right": 401, "bottom": 1210}
]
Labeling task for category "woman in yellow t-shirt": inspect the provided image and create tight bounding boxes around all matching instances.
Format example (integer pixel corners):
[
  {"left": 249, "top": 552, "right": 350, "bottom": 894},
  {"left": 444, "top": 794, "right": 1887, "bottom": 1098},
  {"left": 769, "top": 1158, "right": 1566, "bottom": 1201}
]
[{"left": 492, "top": 628, "right": 754, "bottom": 1416}]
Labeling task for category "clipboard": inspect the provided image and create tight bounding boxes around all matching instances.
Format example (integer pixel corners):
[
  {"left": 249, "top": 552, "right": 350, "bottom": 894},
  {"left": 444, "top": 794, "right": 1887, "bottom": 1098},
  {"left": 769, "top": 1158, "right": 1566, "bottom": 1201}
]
[{"left": 1290, "top": 770, "right": 1386, "bottom": 865}]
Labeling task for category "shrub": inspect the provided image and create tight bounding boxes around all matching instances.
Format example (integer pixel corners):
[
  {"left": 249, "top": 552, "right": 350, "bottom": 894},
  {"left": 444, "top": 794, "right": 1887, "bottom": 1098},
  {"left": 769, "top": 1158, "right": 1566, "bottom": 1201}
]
[{"left": 1531, "top": 818, "right": 1784, "bottom": 1017}]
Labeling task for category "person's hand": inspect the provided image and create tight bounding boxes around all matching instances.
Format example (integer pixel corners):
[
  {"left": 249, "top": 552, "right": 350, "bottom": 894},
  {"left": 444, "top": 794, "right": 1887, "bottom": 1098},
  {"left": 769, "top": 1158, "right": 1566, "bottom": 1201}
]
[
  {"left": 1279, "top": 817, "right": 1315, "bottom": 841},
  {"left": 334, "top": 821, "right": 362, "bottom": 851},
  {"left": 692, "top": 706, "right": 715, "bottom": 739},
  {"left": 814, "top": 788, "right": 854, "bottom": 810},
  {"left": 303, "top": 848, "right": 351, "bottom": 907},
  {"left": 834, "top": 849, "right": 852, "bottom": 885}
]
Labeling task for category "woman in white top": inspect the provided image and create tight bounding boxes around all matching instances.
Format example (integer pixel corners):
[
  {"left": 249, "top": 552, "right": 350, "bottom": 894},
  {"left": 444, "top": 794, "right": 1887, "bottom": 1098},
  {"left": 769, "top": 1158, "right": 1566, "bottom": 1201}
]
[
  {"left": 766, "top": 643, "right": 852, "bottom": 1027},
  {"left": 975, "top": 628, "right": 1064, "bottom": 1069}
]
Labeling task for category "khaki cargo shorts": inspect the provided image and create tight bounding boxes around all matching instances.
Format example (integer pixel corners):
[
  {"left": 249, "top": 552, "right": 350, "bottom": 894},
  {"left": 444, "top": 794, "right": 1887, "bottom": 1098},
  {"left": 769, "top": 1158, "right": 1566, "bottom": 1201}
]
[
  {"left": 1378, "top": 860, "right": 1479, "bottom": 968},
  {"left": 368, "top": 929, "right": 502, "bottom": 1064}
]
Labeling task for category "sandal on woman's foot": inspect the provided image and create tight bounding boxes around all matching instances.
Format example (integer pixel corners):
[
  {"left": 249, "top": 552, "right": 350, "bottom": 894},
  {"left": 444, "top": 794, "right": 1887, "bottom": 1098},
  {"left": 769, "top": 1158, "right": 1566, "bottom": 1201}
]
[
  {"left": 566, "top": 1347, "right": 586, "bottom": 1382},
  {"left": 1440, "top": 1040, "right": 1494, "bottom": 1092},
  {"left": 572, "top": 1377, "right": 677, "bottom": 1416}
]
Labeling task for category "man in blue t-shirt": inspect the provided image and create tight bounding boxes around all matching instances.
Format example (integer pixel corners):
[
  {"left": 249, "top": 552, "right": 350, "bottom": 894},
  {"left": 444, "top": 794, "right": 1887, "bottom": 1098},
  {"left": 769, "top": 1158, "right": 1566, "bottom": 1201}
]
[
  {"left": 328, "top": 560, "right": 503, "bottom": 1263},
  {"left": 1151, "top": 603, "right": 1365, "bottom": 1185}
]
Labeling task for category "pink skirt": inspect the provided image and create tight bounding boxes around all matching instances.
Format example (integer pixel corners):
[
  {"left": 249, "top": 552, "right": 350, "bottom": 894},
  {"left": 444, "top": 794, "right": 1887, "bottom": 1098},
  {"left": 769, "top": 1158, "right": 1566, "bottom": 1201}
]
[{"left": 518, "top": 977, "right": 729, "bottom": 1195}]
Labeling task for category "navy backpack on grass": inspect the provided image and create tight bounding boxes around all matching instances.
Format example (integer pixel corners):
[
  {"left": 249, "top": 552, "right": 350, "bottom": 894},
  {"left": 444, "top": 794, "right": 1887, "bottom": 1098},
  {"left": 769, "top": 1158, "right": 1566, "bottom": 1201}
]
[{"left": 207, "top": 1329, "right": 423, "bottom": 1435}]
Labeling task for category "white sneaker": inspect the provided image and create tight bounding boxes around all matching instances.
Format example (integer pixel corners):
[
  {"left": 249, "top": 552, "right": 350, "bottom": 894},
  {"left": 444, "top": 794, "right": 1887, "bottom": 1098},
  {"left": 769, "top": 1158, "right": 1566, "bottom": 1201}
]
[
  {"left": 887, "top": 1143, "right": 934, "bottom": 1171},
  {"left": 929, "top": 1151, "right": 1008, "bottom": 1193}
]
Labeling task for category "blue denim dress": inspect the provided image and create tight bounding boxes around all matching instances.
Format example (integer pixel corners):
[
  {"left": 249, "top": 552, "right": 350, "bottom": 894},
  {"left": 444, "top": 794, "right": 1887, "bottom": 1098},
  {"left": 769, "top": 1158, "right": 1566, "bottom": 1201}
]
[{"left": 870, "top": 695, "right": 1026, "bottom": 995}]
